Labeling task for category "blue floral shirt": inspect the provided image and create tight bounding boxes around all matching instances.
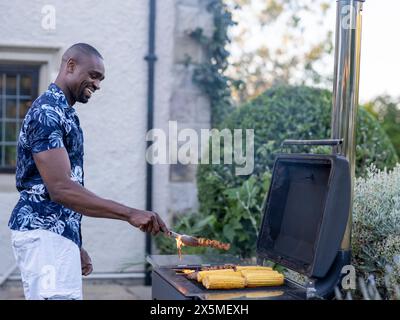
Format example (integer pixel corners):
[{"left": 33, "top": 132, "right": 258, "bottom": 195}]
[{"left": 8, "top": 83, "right": 84, "bottom": 247}]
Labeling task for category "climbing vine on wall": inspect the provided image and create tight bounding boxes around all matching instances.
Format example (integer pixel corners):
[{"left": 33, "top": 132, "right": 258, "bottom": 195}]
[{"left": 189, "top": 0, "right": 238, "bottom": 126}]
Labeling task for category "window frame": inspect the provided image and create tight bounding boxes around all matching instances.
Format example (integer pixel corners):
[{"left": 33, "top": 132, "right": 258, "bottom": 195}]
[{"left": 0, "top": 64, "right": 40, "bottom": 173}]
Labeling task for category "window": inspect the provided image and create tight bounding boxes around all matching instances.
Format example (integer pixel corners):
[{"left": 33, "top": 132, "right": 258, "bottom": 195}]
[{"left": 0, "top": 65, "right": 39, "bottom": 172}]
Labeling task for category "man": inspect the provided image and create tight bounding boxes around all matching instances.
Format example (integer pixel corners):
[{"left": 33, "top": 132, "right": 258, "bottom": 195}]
[{"left": 8, "top": 43, "right": 168, "bottom": 300}]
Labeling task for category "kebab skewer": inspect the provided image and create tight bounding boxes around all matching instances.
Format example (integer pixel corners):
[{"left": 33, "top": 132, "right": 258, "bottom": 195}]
[{"left": 166, "top": 230, "right": 230, "bottom": 259}]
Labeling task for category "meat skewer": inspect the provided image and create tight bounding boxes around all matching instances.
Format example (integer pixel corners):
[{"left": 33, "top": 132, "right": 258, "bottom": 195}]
[{"left": 165, "top": 230, "right": 230, "bottom": 259}]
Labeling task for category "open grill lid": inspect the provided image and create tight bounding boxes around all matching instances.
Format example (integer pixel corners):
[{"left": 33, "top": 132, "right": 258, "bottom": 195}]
[{"left": 256, "top": 140, "right": 351, "bottom": 278}]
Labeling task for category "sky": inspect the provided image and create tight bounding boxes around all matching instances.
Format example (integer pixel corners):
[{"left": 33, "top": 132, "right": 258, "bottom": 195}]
[
  {"left": 302, "top": 0, "right": 400, "bottom": 103},
  {"left": 359, "top": 0, "right": 400, "bottom": 102}
]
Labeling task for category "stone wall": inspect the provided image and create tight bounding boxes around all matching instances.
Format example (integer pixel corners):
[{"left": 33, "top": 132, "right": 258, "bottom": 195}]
[{"left": 167, "top": 0, "right": 213, "bottom": 214}]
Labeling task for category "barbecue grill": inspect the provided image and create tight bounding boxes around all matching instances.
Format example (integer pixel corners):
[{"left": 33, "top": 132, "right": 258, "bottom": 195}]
[
  {"left": 147, "top": 0, "right": 365, "bottom": 300},
  {"left": 148, "top": 139, "right": 351, "bottom": 300}
]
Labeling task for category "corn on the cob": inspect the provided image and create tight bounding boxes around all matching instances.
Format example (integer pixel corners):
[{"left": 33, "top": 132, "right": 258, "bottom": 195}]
[
  {"left": 202, "top": 274, "right": 246, "bottom": 290},
  {"left": 182, "top": 269, "right": 195, "bottom": 274},
  {"left": 235, "top": 266, "right": 273, "bottom": 271},
  {"left": 239, "top": 269, "right": 281, "bottom": 277},
  {"left": 175, "top": 269, "right": 196, "bottom": 275},
  {"left": 243, "top": 272, "right": 284, "bottom": 287},
  {"left": 186, "top": 272, "right": 198, "bottom": 281},
  {"left": 197, "top": 269, "right": 242, "bottom": 282},
  {"left": 200, "top": 264, "right": 235, "bottom": 271}
]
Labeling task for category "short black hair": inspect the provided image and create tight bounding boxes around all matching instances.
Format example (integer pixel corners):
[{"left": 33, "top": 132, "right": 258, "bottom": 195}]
[{"left": 64, "top": 43, "right": 103, "bottom": 60}]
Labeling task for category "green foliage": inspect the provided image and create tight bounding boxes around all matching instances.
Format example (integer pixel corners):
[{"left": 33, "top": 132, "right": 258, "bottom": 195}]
[
  {"left": 216, "top": 85, "right": 397, "bottom": 178},
  {"left": 355, "top": 105, "right": 398, "bottom": 173},
  {"left": 189, "top": 0, "right": 238, "bottom": 126},
  {"left": 156, "top": 173, "right": 271, "bottom": 257},
  {"left": 353, "top": 164, "right": 400, "bottom": 296},
  {"left": 363, "top": 95, "right": 400, "bottom": 157}
]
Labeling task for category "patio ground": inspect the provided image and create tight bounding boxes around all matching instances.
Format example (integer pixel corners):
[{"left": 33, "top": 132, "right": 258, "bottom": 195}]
[{"left": 0, "top": 278, "right": 151, "bottom": 300}]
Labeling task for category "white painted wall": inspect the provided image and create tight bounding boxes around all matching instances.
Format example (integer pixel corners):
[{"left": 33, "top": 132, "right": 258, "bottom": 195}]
[
  {"left": 152, "top": 0, "right": 176, "bottom": 232},
  {"left": 0, "top": 0, "right": 176, "bottom": 275}
]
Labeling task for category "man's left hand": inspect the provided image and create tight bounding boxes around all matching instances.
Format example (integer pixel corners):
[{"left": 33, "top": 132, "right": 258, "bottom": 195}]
[{"left": 80, "top": 247, "right": 93, "bottom": 276}]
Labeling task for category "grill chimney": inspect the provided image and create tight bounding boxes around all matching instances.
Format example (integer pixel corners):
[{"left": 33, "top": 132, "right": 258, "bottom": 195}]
[{"left": 331, "top": 0, "right": 364, "bottom": 251}]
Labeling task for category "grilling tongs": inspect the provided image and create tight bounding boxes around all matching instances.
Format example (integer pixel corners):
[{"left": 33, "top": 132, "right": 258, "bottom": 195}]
[{"left": 165, "top": 230, "right": 200, "bottom": 247}]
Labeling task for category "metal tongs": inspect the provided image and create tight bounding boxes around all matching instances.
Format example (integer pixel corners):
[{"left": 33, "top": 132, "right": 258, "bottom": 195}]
[{"left": 166, "top": 230, "right": 200, "bottom": 247}]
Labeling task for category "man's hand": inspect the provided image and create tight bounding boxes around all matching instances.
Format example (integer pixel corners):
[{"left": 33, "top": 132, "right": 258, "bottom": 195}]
[
  {"left": 128, "top": 210, "right": 168, "bottom": 235},
  {"left": 80, "top": 247, "right": 93, "bottom": 276}
]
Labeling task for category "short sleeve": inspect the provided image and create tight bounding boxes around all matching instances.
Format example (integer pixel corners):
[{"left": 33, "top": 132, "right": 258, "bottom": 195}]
[{"left": 26, "top": 105, "right": 65, "bottom": 153}]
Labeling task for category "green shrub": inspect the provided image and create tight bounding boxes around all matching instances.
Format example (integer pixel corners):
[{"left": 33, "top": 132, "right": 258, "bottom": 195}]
[
  {"left": 156, "top": 85, "right": 398, "bottom": 258},
  {"left": 364, "top": 95, "right": 400, "bottom": 157},
  {"left": 217, "top": 85, "right": 397, "bottom": 177},
  {"left": 155, "top": 173, "right": 271, "bottom": 257},
  {"left": 352, "top": 164, "right": 400, "bottom": 296}
]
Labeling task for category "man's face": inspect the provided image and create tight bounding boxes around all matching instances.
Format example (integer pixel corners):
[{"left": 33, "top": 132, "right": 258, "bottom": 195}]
[{"left": 69, "top": 55, "right": 105, "bottom": 104}]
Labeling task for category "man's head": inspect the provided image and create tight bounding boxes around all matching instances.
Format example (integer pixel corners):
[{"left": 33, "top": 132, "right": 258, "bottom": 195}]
[{"left": 57, "top": 43, "right": 105, "bottom": 105}]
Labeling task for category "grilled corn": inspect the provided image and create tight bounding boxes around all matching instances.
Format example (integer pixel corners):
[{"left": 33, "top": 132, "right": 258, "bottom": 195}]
[
  {"left": 239, "top": 269, "right": 281, "bottom": 276},
  {"left": 197, "top": 269, "right": 242, "bottom": 282},
  {"left": 243, "top": 272, "right": 284, "bottom": 287},
  {"left": 235, "top": 266, "right": 273, "bottom": 271},
  {"left": 202, "top": 274, "right": 246, "bottom": 290}
]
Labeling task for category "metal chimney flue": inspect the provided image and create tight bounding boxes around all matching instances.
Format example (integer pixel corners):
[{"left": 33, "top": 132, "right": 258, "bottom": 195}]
[{"left": 331, "top": 0, "right": 364, "bottom": 251}]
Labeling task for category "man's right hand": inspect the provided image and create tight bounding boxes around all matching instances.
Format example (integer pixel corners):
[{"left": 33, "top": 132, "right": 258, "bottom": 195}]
[{"left": 128, "top": 209, "right": 168, "bottom": 235}]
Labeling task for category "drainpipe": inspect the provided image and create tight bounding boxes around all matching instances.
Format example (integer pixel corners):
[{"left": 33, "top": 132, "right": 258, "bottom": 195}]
[
  {"left": 144, "top": 0, "right": 157, "bottom": 286},
  {"left": 331, "top": 0, "right": 364, "bottom": 258}
]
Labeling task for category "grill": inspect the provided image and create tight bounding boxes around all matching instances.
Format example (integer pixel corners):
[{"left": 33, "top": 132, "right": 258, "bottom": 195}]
[{"left": 148, "top": 139, "right": 351, "bottom": 300}]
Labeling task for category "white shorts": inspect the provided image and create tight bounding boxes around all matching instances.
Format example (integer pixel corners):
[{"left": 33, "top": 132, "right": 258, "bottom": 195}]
[{"left": 11, "top": 229, "right": 82, "bottom": 300}]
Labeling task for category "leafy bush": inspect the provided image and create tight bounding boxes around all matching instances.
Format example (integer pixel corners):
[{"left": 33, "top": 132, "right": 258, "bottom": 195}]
[
  {"left": 352, "top": 164, "right": 400, "bottom": 296},
  {"left": 156, "top": 85, "right": 398, "bottom": 258},
  {"left": 364, "top": 95, "right": 400, "bottom": 157},
  {"left": 155, "top": 173, "right": 271, "bottom": 257},
  {"left": 217, "top": 85, "right": 397, "bottom": 177}
]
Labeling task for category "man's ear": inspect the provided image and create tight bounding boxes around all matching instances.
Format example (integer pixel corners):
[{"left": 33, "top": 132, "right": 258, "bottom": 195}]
[{"left": 66, "top": 58, "right": 76, "bottom": 74}]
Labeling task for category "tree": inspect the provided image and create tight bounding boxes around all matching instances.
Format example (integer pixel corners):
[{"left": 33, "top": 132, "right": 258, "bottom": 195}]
[{"left": 225, "top": 0, "right": 333, "bottom": 103}]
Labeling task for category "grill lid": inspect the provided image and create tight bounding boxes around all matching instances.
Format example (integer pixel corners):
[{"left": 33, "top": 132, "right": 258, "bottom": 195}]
[{"left": 257, "top": 149, "right": 350, "bottom": 278}]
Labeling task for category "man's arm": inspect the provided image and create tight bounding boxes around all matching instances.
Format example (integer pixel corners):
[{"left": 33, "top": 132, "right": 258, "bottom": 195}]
[{"left": 33, "top": 147, "right": 168, "bottom": 235}]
